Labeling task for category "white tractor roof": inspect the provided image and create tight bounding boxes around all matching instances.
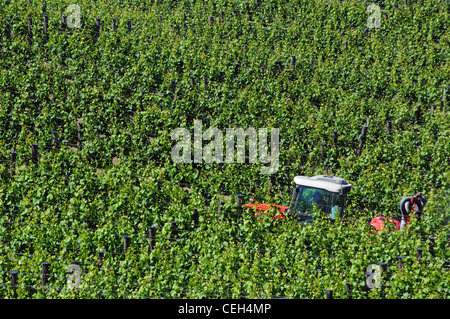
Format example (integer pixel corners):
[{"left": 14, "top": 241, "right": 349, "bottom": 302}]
[{"left": 293, "top": 175, "right": 352, "bottom": 194}]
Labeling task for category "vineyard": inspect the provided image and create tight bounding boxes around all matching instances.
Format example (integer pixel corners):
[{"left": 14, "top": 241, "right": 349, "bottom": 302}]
[{"left": 0, "top": 0, "right": 450, "bottom": 300}]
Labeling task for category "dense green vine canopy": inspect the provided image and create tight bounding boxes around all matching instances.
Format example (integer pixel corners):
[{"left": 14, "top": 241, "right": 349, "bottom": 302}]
[{"left": 0, "top": 0, "right": 449, "bottom": 299}]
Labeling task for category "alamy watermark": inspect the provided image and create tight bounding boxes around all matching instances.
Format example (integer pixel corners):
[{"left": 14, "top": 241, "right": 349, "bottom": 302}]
[
  {"left": 66, "top": 263, "right": 81, "bottom": 289},
  {"left": 65, "top": 4, "right": 82, "bottom": 29},
  {"left": 63, "top": 2, "right": 383, "bottom": 31},
  {"left": 366, "top": 4, "right": 381, "bottom": 29},
  {"left": 171, "top": 120, "right": 279, "bottom": 174}
]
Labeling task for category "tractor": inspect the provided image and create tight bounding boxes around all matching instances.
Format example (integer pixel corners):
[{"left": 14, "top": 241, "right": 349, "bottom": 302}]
[
  {"left": 244, "top": 175, "right": 352, "bottom": 223},
  {"left": 244, "top": 174, "right": 426, "bottom": 230}
]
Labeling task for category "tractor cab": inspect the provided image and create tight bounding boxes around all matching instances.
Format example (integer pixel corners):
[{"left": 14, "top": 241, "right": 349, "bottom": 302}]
[
  {"left": 287, "top": 175, "right": 352, "bottom": 223},
  {"left": 244, "top": 175, "right": 352, "bottom": 223}
]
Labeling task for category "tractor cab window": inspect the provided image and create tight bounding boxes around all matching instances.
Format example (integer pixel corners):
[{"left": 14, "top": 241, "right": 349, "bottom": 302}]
[
  {"left": 329, "top": 192, "right": 343, "bottom": 220},
  {"left": 289, "top": 186, "right": 343, "bottom": 222}
]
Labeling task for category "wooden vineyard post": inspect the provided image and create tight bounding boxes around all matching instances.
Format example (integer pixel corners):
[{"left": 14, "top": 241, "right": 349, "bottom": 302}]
[
  {"left": 171, "top": 80, "right": 176, "bottom": 96},
  {"left": 300, "top": 155, "right": 307, "bottom": 173},
  {"left": 345, "top": 282, "right": 352, "bottom": 299},
  {"left": 112, "top": 18, "right": 117, "bottom": 31},
  {"left": 290, "top": 55, "right": 296, "bottom": 69},
  {"left": 77, "top": 123, "right": 83, "bottom": 150},
  {"left": 250, "top": 184, "right": 257, "bottom": 204},
  {"left": 114, "top": 98, "right": 121, "bottom": 118},
  {"left": 397, "top": 256, "right": 405, "bottom": 270},
  {"left": 52, "top": 131, "right": 59, "bottom": 151},
  {"left": 443, "top": 86, "right": 449, "bottom": 111},
  {"left": 27, "top": 17, "right": 32, "bottom": 49},
  {"left": 95, "top": 18, "right": 100, "bottom": 42},
  {"left": 217, "top": 200, "right": 225, "bottom": 222},
  {"left": 386, "top": 120, "right": 392, "bottom": 135},
  {"left": 6, "top": 23, "right": 11, "bottom": 40},
  {"left": 236, "top": 194, "right": 244, "bottom": 208},
  {"left": 127, "top": 20, "right": 131, "bottom": 33},
  {"left": 332, "top": 130, "right": 338, "bottom": 146},
  {"left": 32, "top": 144, "right": 38, "bottom": 165},
  {"left": 430, "top": 103, "right": 436, "bottom": 114},
  {"left": 416, "top": 248, "right": 422, "bottom": 261},
  {"left": 356, "top": 124, "right": 368, "bottom": 156},
  {"left": 233, "top": 63, "right": 240, "bottom": 78},
  {"left": 62, "top": 15, "right": 67, "bottom": 31},
  {"left": 202, "top": 74, "right": 209, "bottom": 89},
  {"left": 9, "top": 271, "right": 18, "bottom": 298},
  {"left": 275, "top": 60, "right": 283, "bottom": 74},
  {"left": 326, "top": 289, "right": 333, "bottom": 299},
  {"left": 10, "top": 151, "right": 17, "bottom": 176},
  {"left": 193, "top": 209, "right": 199, "bottom": 229},
  {"left": 380, "top": 262, "right": 388, "bottom": 294},
  {"left": 171, "top": 221, "right": 178, "bottom": 242},
  {"left": 139, "top": 90, "right": 145, "bottom": 108},
  {"left": 148, "top": 226, "right": 156, "bottom": 252},
  {"left": 123, "top": 236, "right": 130, "bottom": 254},
  {"left": 427, "top": 237, "right": 435, "bottom": 256},
  {"left": 281, "top": 165, "right": 289, "bottom": 187},
  {"left": 415, "top": 104, "right": 421, "bottom": 124},
  {"left": 97, "top": 251, "right": 104, "bottom": 267},
  {"left": 41, "top": 262, "right": 50, "bottom": 290},
  {"left": 270, "top": 174, "right": 276, "bottom": 196},
  {"left": 44, "top": 15, "right": 49, "bottom": 43}
]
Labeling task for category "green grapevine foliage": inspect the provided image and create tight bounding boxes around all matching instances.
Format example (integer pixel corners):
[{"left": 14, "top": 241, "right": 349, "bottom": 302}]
[{"left": 0, "top": 0, "right": 449, "bottom": 299}]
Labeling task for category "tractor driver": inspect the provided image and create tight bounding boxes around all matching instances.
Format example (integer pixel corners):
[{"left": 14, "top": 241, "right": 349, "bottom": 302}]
[{"left": 312, "top": 191, "right": 328, "bottom": 213}]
